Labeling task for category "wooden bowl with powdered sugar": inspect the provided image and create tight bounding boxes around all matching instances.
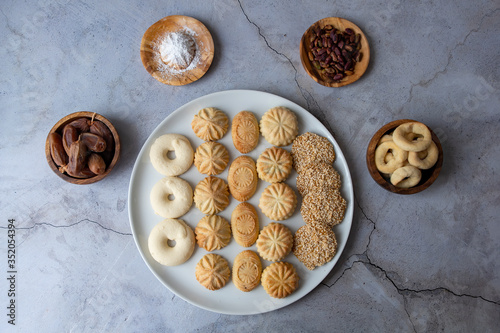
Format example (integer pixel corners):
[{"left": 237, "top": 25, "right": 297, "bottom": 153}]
[{"left": 140, "top": 15, "right": 214, "bottom": 86}]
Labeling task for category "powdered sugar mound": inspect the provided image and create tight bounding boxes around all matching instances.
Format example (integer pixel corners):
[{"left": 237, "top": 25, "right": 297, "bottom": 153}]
[
  {"left": 159, "top": 32, "right": 196, "bottom": 69},
  {"left": 152, "top": 27, "right": 201, "bottom": 76}
]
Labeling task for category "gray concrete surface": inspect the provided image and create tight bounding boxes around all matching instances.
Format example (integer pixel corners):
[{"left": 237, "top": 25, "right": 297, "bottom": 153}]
[{"left": 1, "top": 0, "right": 499, "bottom": 332}]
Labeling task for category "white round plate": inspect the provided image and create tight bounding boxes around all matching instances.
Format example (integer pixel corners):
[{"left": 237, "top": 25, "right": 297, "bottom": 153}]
[{"left": 128, "top": 89, "right": 354, "bottom": 315}]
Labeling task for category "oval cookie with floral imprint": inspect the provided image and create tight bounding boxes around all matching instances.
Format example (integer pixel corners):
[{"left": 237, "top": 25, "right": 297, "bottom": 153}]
[
  {"left": 228, "top": 155, "right": 258, "bottom": 202},
  {"left": 232, "top": 111, "right": 259, "bottom": 154},
  {"left": 231, "top": 202, "right": 259, "bottom": 247},
  {"left": 232, "top": 250, "right": 262, "bottom": 292}
]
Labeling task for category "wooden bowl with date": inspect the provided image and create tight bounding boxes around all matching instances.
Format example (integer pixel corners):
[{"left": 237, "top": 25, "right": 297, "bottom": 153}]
[
  {"left": 45, "top": 112, "right": 121, "bottom": 185},
  {"left": 366, "top": 119, "right": 443, "bottom": 195},
  {"left": 300, "top": 17, "right": 370, "bottom": 87}
]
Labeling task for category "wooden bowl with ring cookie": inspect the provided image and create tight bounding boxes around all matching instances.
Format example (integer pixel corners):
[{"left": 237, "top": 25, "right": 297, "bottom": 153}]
[
  {"left": 45, "top": 111, "right": 121, "bottom": 185},
  {"left": 366, "top": 119, "right": 443, "bottom": 195},
  {"left": 300, "top": 17, "right": 370, "bottom": 87},
  {"left": 140, "top": 15, "right": 215, "bottom": 86}
]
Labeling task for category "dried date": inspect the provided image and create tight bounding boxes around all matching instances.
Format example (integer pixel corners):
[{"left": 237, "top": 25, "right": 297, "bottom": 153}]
[
  {"left": 80, "top": 132, "right": 106, "bottom": 153},
  {"left": 89, "top": 120, "right": 114, "bottom": 152},
  {"left": 68, "top": 118, "right": 91, "bottom": 132},
  {"left": 66, "top": 140, "right": 90, "bottom": 178},
  {"left": 88, "top": 153, "right": 106, "bottom": 175},
  {"left": 62, "top": 125, "right": 78, "bottom": 155},
  {"left": 49, "top": 133, "right": 68, "bottom": 167}
]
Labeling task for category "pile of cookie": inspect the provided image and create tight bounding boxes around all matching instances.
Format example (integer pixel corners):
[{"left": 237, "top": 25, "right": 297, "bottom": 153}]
[
  {"left": 146, "top": 105, "right": 345, "bottom": 299},
  {"left": 291, "top": 132, "right": 347, "bottom": 270},
  {"left": 148, "top": 133, "right": 196, "bottom": 266},
  {"left": 190, "top": 106, "right": 300, "bottom": 298},
  {"left": 374, "top": 121, "right": 438, "bottom": 188}
]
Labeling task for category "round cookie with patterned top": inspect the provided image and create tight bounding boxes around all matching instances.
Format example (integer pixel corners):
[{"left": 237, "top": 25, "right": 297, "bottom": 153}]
[
  {"left": 195, "top": 253, "right": 231, "bottom": 291},
  {"left": 194, "top": 141, "right": 229, "bottom": 175},
  {"left": 256, "top": 222, "right": 293, "bottom": 261},
  {"left": 261, "top": 262, "right": 299, "bottom": 298},
  {"left": 260, "top": 106, "right": 298, "bottom": 146},
  {"left": 256, "top": 146, "right": 293, "bottom": 183},
  {"left": 258, "top": 183, "right": 297, "bottom": 221},
  {"left": 193, "top": 176, "right": 230, "bottom": 215},
  {"left": 195, "top": 215, "right": 231, "bottom": 251},
  {"left": 191, "top": 107, "right": 229, "bottom": 141}
]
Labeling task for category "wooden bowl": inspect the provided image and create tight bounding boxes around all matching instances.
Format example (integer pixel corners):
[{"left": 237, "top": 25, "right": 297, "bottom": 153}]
[
  {"left": 366, "top": 119, "right": 443, "bottom": 195},
  {"left": 45, "top": 112, "right": 121, "bottom": 185},
  {"left": 300, "top": 17, "right": 370, "bottom": 87},
  {"left": 140, "top": 15, "right": 214, "bottom": 86}
]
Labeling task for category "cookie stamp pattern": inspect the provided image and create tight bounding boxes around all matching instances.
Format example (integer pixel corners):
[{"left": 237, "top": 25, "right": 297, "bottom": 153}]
[
  {"left": 260, "top": 106, "right": 298, "bottom": 146},
  {"left": 191, "top": 107, "right": 229, "bottom": 141}
]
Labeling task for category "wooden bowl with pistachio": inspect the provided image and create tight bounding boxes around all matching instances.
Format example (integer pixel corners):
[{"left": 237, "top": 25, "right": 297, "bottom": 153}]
[{"left": 300, "top": 17, "right": 370, "bottom": 87}]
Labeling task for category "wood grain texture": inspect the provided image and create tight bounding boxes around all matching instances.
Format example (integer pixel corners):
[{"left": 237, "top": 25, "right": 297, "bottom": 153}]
[
  {"left": 45, "top": 111, "right": 121, "bottom": 185},
  {"left": 300, "top": 17, "right": 370, "bottom": 88},
  {"left": 366, "top": 119, "right": 443, "bottom": 195},
  {"left": 140, "top": 15, "right": 214, "bottom": 86}
]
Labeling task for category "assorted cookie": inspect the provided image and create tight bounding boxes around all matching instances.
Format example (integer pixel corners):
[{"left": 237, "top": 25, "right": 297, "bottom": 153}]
[
  {"left": 194, "top": 141, "right": 229, "bottom": 175},
  {"left": 228, "top": 155, "right": 258, "bottom": 202},
  {"left": 258, "top": 183, "right": 297, "bottom": 221},
  {"left": 195, "top": 253, "right": 231, "bottom": 291},
  {"left": 291, "top": 132, "right": 347, "bottom": 270},
  {"left": 150, "top": 133, "right": 194, "bottom": 176},
  {"left": 256, "top": 223, "right": 293, "bottom": 262},
  {"left": 150, "top": 176, "right": 193, "bottom": 218},
  {"left": 374, "top": 121, "right": 438, "bottom": 188},
  {"left": 292, "top": 132, "right": 335, "bottom": 174},
  {"left": 300, "top": 189, "right": 346, "bottom": 227},
  {"left": 296, "top": 162, "right": 341, "bottom": 196},
  {"left": 260, "top": 106, "right": 298, "bottom": 146},
  {"left": 293, "top": 222, "right": 338, "bottom": 270},
  {"left": 231, "top": 202, "right": 259, "bottom": 247},
  {"left": 232, "top": 250, "right": 262, "bottom": 292},
  {"left": 261, "top": 262, "right": 299, "bottom": 298},
  {"left": 148, "top": 218, "right": 195, "bottom": 266},
  {"left": 147, "top": 107, "right": 352, "bottom": 300},
  {"left": 194, "top": 176, "right": 230, "bottom": 215},
  {"left": 232, "top": 111, "right": 260, "bottom": 153},
  {"left": 195, "top": 215, "right": 231, "bottom": 251},
  {"left": 192, "top": 107, "right": 229, "bottom": 141},
  {"left": 256, "top": 146, "right": 293, "bottom": 183}
]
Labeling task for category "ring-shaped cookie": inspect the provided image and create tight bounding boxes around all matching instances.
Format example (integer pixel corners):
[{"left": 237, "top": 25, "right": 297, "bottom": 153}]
[
  {"left": 390, "top": 166, "right": 422, "bottom": 188},
  {"left": 378, "top": 134, "right": 393, "bottom": 144},
  {"left": 150, "top": 176, "right": 193, "bottom": 218},
  {"left": 150, "top": 134, "right": 194, "bottom": 176},
  {"left": 148, "top": 218, "right": 195, "bottom": 266},
  {"left": 408, "top": 141, "right": 438, "bottom": 170},
  {"left": 374, "top": 141, "right": 408, "bottom": 174},
  {"left": 393, "top": 122, "right": 432, "bottom": 152}
]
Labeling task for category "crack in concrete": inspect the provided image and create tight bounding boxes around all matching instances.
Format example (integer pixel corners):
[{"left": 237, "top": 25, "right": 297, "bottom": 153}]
[
  {"left": 355, "top": 196, "right": 377, "bottom": 254},
  {"left": 0, "top": 8, "right": 17, "bottom": 35},
  {"left": 236, "top": 0, "right": 335, "bottom": 135},
  {"left": 320, "top": 199, "right": 499, "bottom": 329},
  {"left": 0, "top": 218, "right": 132, "bottom": 236},
  {"left": 368, "top": 259, "right": 500, "bottom": 306},
  {"left": 402, "top": 7, "right": 500, "bottom": 110}
]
